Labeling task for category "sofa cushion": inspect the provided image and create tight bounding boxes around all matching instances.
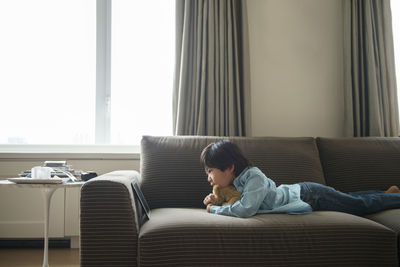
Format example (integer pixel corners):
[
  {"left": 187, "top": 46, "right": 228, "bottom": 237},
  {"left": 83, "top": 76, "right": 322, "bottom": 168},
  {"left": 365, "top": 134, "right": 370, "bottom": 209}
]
[
  {"left": 366, "top": 209, "right": 400, "bottom": 234},
  {"left": 138, "top": 208, "right": 398, "bottom": 266},
  {"left": 317, "top": 137, "right": 400, "bottom": 193},
  {"left": 366, "top": 209, "right": 400, "bottom": 256},
  {"left": 141, "top": 136, "right": 325, "bottom": 209}
]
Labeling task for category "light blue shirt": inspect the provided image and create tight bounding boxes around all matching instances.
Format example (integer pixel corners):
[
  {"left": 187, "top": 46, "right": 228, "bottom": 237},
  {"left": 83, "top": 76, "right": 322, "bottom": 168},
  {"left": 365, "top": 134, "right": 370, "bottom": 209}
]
[{"left": 210, "top": 167, "right": 312, "bottom": 218}]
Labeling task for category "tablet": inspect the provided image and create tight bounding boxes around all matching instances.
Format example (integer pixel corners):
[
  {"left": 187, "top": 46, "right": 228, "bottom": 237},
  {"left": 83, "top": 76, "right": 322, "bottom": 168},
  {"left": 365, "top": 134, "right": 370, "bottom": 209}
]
[{"left": 131, "top": 181, "right": 150, "bottom": 227}]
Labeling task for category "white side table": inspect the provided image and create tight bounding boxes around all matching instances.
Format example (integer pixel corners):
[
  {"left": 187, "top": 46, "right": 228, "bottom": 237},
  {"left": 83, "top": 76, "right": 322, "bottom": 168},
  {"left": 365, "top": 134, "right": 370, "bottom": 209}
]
[{"left": 0, "top": 180, "right": 85, "bottom": 267}]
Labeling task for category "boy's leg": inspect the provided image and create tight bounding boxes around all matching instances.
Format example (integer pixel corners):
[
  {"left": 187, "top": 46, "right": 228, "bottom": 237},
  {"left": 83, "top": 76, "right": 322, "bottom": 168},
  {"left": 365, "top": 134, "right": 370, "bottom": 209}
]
[
  {"left": 348, "top": 190, "right": 382, "bottom": 196},
  {"left": 302, "top": 182, "right": 400, "bottom": 216},
  {"left": 349, "top": 186, "right": 400, "bottom": 195}
]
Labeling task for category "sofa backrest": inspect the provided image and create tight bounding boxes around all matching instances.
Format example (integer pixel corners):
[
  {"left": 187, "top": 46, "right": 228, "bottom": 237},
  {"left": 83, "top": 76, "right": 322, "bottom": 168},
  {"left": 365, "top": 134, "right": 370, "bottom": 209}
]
[
  {"left": 317, "top": 137, "right": 400, "bottom": 193},
  {"left": 140, "top": 136, "right": 325, "bottom": 209}
]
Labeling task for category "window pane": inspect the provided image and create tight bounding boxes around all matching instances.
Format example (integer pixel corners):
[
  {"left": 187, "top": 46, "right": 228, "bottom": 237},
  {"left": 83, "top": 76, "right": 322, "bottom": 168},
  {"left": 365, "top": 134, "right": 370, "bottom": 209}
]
[
  {"left": 111, "top": 0, "right": 175, "bottom": 145},
  {"left": 392, "top": 0, "right": 400, "bottom": 124},
  {"left": 0, "top": 0, "right": 96, "bottom": 144}
]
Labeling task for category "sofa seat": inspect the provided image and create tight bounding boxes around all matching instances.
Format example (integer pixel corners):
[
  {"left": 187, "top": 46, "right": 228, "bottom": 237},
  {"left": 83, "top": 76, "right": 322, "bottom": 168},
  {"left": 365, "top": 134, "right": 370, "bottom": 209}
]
[
  {"left": 366, "top": 209, "right": 400, "bottom": 256},
  {"left": 138, "top": 208, "right": 398, "bottom": 267},
  {"left": 366, "top": 209, "right": 400, "bottom": 234}
]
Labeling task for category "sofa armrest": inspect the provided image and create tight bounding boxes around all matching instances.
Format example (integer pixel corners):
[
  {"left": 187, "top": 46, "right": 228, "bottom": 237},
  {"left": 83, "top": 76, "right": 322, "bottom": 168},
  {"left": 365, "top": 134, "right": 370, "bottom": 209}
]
[{"left": 80, "top": 170, "right": 140, "bottom": 267}]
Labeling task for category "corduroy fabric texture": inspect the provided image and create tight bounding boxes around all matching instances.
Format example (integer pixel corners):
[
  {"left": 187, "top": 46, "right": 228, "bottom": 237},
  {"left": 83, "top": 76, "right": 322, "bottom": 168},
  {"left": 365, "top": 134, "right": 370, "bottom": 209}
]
[
  {"left": 366, "top": 209, "right": 400, "bottom": 260},
  {"left": 366, "top": 209, "right": 400, "bottom": 236},
  {"left": 140, "top": 136, "right": 325, "bottom": 210},
  {"left": 80, "top": 179, "right": 138, "bottom": 267},
  {"left": 317, "top": 137, "right": 400, "bottom": 192},
  {"left": 138, "top": 208, "right": 398, "bottom": 267}
]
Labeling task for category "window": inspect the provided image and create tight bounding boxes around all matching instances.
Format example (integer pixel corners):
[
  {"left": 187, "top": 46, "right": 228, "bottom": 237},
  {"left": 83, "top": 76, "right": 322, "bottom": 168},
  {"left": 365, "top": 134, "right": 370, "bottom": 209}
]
[
  {"left": 110, "top": 0, "right": 174, "bottom": 144},
  {"left": 0, "top": 0, "right": 174, "bottom": 147},
  {"left": 391, "top": 0, "right": 400, "bottom": 125}
]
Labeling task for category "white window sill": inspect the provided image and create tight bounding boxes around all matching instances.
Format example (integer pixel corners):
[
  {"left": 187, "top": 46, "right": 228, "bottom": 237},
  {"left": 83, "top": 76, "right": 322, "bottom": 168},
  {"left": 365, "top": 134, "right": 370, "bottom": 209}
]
[{"left": 0, "top": 145, "right": 140, "bottom": 160}]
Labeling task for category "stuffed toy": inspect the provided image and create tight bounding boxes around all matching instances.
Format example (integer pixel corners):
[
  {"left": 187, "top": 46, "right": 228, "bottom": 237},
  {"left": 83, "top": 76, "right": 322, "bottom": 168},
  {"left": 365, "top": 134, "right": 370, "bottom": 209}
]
[{"left": 213, "top": 184, "right": 241, "bottom": 206}]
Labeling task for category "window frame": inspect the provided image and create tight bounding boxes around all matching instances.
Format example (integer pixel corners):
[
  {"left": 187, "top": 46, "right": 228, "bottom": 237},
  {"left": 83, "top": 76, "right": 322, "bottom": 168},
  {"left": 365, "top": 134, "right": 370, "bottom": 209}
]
[
  {"left": 0, "top": 0, "right": 143, "bottom": 153},
  {"left": 96, "top": 0, "right": 112, "bottom": 144}
]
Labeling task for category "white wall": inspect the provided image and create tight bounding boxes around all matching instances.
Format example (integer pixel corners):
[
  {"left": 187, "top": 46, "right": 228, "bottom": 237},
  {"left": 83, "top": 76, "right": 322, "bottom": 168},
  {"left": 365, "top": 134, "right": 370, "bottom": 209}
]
[{"left": 247, "top": 0, "right": 344, "bottom": 137}]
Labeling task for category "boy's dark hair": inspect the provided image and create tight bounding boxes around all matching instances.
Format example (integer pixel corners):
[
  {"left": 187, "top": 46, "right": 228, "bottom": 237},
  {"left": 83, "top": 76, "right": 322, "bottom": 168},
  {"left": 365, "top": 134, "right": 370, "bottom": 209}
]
[{"left": 200, "top": 140, "right": 251, "bottom": 177}]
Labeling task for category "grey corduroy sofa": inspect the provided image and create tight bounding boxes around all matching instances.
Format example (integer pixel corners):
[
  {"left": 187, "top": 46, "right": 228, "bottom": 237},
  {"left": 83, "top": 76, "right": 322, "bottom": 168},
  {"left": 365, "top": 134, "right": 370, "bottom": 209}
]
[{"left": 80, "top": 136, "right": 400, "bottom": 266}]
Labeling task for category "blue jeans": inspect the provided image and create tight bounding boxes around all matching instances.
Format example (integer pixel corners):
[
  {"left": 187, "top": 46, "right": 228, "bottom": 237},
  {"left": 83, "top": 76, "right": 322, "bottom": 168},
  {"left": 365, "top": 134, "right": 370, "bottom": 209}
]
[{"left": 299, "top": 182, "right": 400, "bottom": 216}]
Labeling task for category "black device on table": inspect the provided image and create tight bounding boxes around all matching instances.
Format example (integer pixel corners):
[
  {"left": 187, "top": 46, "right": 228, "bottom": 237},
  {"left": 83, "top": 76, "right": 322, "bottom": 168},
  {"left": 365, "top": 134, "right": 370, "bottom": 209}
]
[{"left": 81, "top": 171, "right": 98, "bottom": 181}]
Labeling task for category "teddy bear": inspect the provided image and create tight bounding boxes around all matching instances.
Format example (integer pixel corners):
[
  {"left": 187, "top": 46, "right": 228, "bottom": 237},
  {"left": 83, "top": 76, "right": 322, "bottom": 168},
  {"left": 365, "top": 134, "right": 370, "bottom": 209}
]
[{"left": 213, "top": 184, "right": 241, "bottom": 206}]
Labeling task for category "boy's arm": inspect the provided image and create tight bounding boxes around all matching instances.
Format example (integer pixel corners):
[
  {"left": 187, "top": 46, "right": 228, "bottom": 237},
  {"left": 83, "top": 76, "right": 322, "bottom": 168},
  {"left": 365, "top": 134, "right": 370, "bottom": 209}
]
[{"left": 209, "top": 175, "right": 271, "bottom": 218}]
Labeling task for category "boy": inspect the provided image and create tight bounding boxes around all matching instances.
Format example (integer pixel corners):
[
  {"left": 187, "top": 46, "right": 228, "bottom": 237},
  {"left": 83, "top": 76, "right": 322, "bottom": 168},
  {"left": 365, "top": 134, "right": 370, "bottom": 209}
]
[{"left": 201, "top": 140, "right": 400, "bottom": 218}]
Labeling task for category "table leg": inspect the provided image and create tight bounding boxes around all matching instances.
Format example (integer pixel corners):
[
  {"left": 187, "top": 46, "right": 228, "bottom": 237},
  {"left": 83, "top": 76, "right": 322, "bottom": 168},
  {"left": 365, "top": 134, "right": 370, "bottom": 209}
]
[{"left": 42, "top": 188, "right": 57, "bottom": 267}]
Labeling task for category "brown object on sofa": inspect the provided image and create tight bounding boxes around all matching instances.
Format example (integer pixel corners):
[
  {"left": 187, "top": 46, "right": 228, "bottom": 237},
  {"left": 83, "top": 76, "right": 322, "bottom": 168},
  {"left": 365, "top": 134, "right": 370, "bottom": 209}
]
[
  {"left": 213, "top": 184, "right": 241, "bottom": 206},
  {"left": 80, "top": 136, "right": 400, "bottom": 266}
]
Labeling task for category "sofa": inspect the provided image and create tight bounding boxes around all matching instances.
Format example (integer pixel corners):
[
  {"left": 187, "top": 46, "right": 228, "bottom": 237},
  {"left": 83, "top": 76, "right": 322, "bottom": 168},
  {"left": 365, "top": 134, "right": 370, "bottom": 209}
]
[{"left": 80, "top": 136, "right": 400, "bottom": 266}]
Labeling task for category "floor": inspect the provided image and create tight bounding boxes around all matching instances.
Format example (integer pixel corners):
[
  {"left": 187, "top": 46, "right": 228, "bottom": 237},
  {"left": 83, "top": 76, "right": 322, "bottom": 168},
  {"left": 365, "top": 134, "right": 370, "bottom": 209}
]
[{"left": 0, "top": 248, "right": 79, "bottom": 267}]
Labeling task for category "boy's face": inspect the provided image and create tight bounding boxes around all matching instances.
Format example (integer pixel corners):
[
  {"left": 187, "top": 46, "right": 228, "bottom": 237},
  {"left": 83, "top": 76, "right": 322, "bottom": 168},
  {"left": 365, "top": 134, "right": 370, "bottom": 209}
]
[{"left": 205, "top": 165, "right": 235, "bottom": 188}]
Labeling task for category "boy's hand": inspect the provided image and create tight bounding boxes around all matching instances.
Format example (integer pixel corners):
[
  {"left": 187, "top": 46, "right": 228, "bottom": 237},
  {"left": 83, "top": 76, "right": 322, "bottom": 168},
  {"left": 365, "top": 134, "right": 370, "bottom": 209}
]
[{"left": 203, "top": 193, "right": 216, "bottom": 206}]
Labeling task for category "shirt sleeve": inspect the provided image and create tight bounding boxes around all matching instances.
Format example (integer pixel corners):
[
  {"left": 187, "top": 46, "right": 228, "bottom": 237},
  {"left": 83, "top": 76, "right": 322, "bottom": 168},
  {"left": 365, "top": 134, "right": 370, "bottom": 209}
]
[{"left": 209, "top": 173, "right": 272, "bottom": 218}]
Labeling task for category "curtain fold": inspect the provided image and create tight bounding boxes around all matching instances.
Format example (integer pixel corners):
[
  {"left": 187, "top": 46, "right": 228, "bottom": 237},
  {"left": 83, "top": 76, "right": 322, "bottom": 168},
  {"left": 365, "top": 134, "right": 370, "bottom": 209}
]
[
  {"left": 173, "top": 0, "right": 251, "bottom": 136},
  {"left": 344, "top": 0, "right": 399, "bottom": 136}
]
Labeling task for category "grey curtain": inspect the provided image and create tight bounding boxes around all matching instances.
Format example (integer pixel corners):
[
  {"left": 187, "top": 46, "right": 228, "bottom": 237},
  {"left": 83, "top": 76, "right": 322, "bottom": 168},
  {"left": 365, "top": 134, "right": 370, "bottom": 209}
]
[
  {"left": 173, "top": 0, "right": 251, "bottom": 136},
  {"left": 344, "top": 0, "right": 399, "bottom": 136}
]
